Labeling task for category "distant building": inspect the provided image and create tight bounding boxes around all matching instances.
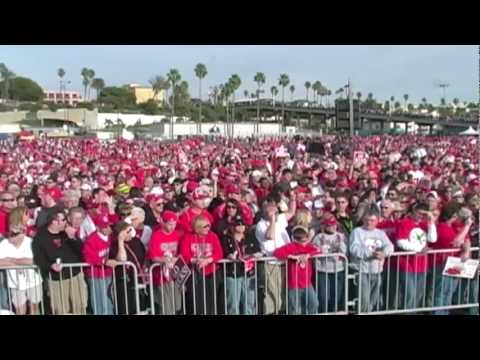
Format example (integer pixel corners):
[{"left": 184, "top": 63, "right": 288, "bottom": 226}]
[
  {"left": 43, "top": 90, "right": 83, "bottom": 106},
  {"left": 125, "top": 84, "right": 165, "bottom": 104}
]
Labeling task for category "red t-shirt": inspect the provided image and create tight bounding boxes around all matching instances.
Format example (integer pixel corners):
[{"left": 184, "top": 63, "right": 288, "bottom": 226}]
[
  {"left": 0, "top": 208, "right": 9, "bottom": 237},
  {"left": 177, "top": 208, "right": 214, "bottom": 235},
  {"left": 83, "top": 232, "right": 113, "bottom": 278},
  {"left": 392, "top": 217, "right": 429, "bottom": 273},
  {"left": 147, "top": 229, "right": 182, "bottom": 285},
  {"left": 180, "top": 231, "right": 224, "bottom": 276},
  {"left": 377, "top": 218, "right": 397, "bottom": 240},
  {"left": 430, "top": 222, "right": 462, "bottom": 267},
  {"left": 274, "top": 242, "right": 321, "bottom": 289}
]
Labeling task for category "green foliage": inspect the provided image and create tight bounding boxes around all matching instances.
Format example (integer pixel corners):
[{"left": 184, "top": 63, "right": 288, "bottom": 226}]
[
  {"left": 0, "top": 77, "right": 44, "bottom": 101},
  {"left": 138, "top": 99, "right": 160, "bottom": 115},
  {"left": 98, "top": 86, "right": 136, "bottom": 110},
  {"left": 76, "top": 102, "right": 95, "bottom": 110},
  {"left": 18, "top": 102, "right": 42, "bottom": 112}
]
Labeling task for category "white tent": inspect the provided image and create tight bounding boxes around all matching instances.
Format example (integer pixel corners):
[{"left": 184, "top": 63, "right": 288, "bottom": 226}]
[{"left": 459, "top": 126, "right": 479, "bottom": 136}]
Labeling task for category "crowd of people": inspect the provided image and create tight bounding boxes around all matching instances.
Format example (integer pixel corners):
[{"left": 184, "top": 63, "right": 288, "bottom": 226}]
[{"left": 0, "top": 134, "right": 478, "bottom": 315}]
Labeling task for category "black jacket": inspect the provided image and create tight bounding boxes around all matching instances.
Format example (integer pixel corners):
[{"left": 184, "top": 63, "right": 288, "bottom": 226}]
[
  {"left": 32, "top": 228, "right": 83, "bottom": 281},
  {"left": 109, "top": 238, "right": 146, "bottom": 282},
  {"left": 220, "top": 232, "right": 261, "bottom": 277}
]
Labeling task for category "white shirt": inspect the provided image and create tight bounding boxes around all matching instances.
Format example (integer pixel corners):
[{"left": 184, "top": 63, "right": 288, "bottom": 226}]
[
  {"left": 0, "top": 236, "right": 43, "bottom": 290},
  {"left": 79, "top": 215, "right": 96, "bottom": 242},
  {"left": 255, "top": 213, "right": 291, "bottom": 258}
]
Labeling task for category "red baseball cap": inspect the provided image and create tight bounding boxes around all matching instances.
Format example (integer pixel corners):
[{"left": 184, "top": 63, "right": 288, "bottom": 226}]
[
  {"left": 226, "top": 184, "right": 240, "bottom": 195},
  {"left": 93, "top": 214, "right": 114, "bottom": 228},
  {"left": 186, "top": 181, "right": 199, "bottom": 193},
  {"left": 322, "top": 216, "right": 337, "bottom": 227},
  {"left": 161, "top": 211, "right": 178, "bottom": 223}
]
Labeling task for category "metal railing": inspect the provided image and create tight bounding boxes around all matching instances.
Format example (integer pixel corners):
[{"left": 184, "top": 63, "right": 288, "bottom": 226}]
[
  {"left": 148, "top": 253, "right": 349, "bottom": 315},
  {"left": 355, "top": 247, "right": 479, "bottom": 315}
]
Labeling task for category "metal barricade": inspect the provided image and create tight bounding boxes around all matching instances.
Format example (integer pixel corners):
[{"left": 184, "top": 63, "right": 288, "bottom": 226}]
[
  {"left": 47, "top": 262, "right": 140, "bottom": 315},
  {"left": 0, "top": 265, "right": 44, "bottom": 315},
  {"left": 354, "top": 247, "right": 479, "bottom": 315},
  {"left": 148, "top": 253, "right": 349, "bottom": 315}
]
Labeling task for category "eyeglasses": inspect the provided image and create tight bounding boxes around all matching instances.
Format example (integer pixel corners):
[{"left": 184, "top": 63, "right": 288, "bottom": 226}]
[
  {"left": 336, "top": 200, "right": 347, "bottom": 204},
  {"left": 56, "top": 217, "right": 67, "bottom": 222},
  {"left": 293, "top": 236, "right": 307, "bottom": 241},
  {"left": 201, "top": 224, "right": 211, "bottom": 229},
  {"left": 155, "top": 203, "right": 163, "bottom": 207},
  {"left": 226, "top": 205, "right": 238, "bottom": 209},
  {"left": 1, "top": 198, "right": 15, "bottom": 202}
]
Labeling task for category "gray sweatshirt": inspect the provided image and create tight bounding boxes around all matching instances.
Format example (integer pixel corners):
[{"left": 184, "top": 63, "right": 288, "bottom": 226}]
[{"left": 349, "top": 227, "right": 394, "bottom": 274}]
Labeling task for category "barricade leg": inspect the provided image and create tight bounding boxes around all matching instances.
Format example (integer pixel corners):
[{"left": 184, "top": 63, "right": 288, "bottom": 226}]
[
  {"left": 0, "top": 271, "right": 9, "bottom": 310},
  {"left": 154, "top": 282, "right": 180, "bottom": 315},
  {"left": 287, "top": 288, "right": 300, "bottom": 315},
  {"left": 398, "top": 271, "right": 416, "bottom": 310},
  {"left": 317, "top": 272, "right": 329, "bottom": 314}
]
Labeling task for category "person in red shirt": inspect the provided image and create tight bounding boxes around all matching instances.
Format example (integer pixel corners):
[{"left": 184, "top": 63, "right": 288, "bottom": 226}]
[
  {"left": 177, "top": 188, "right": 214, "bottom": 235},
  {"left": 274, "top": 226, "right": 321, "bottom": 315},
  {"left": 83, "top": 214, "right": 116, "bottom": 315},
  {"left": 180, "top": 215, "right": 223, "bottom": 315},
  {"left": 0, "top": 191, "right": 18, "bottom": 236},
  {"left": 430, "top": 202, "right": 472, "bottom": 315},
  {"left": 387, "top": 203, "right": 437, "bottom": 311},
  {"left": 148, "top": 211, "right": 182, "bottom": 315}
]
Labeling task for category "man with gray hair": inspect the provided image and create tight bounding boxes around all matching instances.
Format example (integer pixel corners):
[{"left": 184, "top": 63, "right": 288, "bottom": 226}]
[
  {"left": 349, "top": 211, "right": 394, "bottom": 313},
  {"left": 62, "top": 190, "right": 81, "bottom": 211},
  {"left": 127, "top": 207, "right": 152, "bottom": 249}
]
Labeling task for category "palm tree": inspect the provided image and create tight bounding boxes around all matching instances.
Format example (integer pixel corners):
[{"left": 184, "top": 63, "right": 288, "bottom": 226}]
[
  {"left": 228, "top": 74, "right": 241, "bottom": 133},
  {"left": 312, "top": 81, "right": 321, "bottom": 105},
  {"left": 91, "top": 78, "right": 105, "bottom": 101},
  {"left": 440, "top": 98, "right": 446, "bottom": 107},
  {"left": 390, "top": 96, "right": 395, "bottom": 106},
  {"left": 87, "top": 69, "right": 95, "bottom": 100},
  {"left": 81, "top": 68, "right": 90, "bottom": 101},
  {"left": 0, "top": 63, "right": 15, "bottom": 101},
  {"left": 244, "top": 90, "right": 249, "bottom": 98},
  {"left": 278, "top": 74, "right": 290, "bottom": 131},
  {"left": 304, "top": 81, "right": 311, "bottom": 102},
  {"left": 149, "top": 75, "right": 168, "bottom": 105},
  {"left": 453, "top": 97, "right": 459, "bottom": 107},
  {"left": 403, "top": 94, "right": 409, "bottom": 111},
  {"left": 422, "top": 97, "right": 427, "bottom": 106},
  {"left": 289, "top": 85, "right": 295, "bottom": 102},
  {"left": 270, "top": 86, "right": 278, "bottom": 106},
  {"left": 394, "top": 101, "right": 401, "bottom": 110},
  {"left": 194, "top": 63, "right": 208, "bottom": 133},
  {"left": 356, "top": 92, "right": 362, "bottom": 102},
  {"left": 57, "top": 68, "right": 66, "bottom": 94},
  {"left": 254, "top": 72, "right": 266, "bottom": 132},
  {"left": 167, "top": 68, "right": 181, "bottom": 138}
]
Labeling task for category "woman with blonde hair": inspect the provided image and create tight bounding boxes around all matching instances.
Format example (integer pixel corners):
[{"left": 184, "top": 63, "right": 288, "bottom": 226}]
[
  {"left": 180, "top": 215, "right": 224, "bottom": 315},
  {"left": 9, "top": 206, "right": 35, "bottom": 238},
  {"left": 290, "top": 208, "right": 315, "bottom": 240},
  {"left": 0, "top": 208, "right": 43, "bottom": 314}
]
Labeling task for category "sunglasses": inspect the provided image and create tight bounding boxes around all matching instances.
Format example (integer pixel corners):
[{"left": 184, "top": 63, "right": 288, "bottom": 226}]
[
  {"left": 226, "top": 205, "right": 238, "bottom": 209},
  {"left": 1, "top": 198, "right": 15, "bottom": 202},
  {"left": 201, "top": 224, "right": 211, "bottom": 229},
  {"left": 293, "top": 236, "right": 307, "bottom": 241}
]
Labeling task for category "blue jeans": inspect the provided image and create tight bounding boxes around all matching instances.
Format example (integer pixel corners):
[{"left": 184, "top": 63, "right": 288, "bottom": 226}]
[
  {"left": 432, "top": 266, "right": 460, "bottom": 315},
  {"left": 225, "top": 276, "right": 256, "bottom": 315},
  {"left": 88, "top": 277, "right": 113, "bottom": 315},
  {"left": 288, "top": 287, "right": 318, "bottom": 315},
  {"left": 0, "top": 271, "right": 9, "bottom": 310},
  {"left": 396, "top": 272, "right": 427, "bottom": 310},
  {"left": 317, "top": 272, "right": 345, "bottom": 313},
  {"left": 453, "top": 277, "right": 479, "bottom": 315}
]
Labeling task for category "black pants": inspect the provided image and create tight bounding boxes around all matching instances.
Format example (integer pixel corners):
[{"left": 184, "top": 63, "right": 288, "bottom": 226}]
[{"left": 185, "top": 271, "right": 220, "bottom": 315}]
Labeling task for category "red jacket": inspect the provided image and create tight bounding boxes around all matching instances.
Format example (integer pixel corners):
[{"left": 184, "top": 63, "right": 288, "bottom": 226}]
[
  {"left": 148, "top": 229, "right": 182, "bottom": 285},
  {"left": 274, "top": 242, "right": 321, "bottom": 289},
  {"left": 83, "top": 232, "right": 113, "bottom": 278},
  {"left": 180, "top": 231, "right": 223, "bottom": 276}
]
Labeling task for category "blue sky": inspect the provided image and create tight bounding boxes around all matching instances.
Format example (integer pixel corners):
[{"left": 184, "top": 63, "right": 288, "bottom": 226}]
[{"left": 0, "top": 45, "right": 476, "bottom": 104}]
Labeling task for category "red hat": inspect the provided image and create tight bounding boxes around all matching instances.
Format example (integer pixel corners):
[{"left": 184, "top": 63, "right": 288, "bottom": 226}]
[
  {"left": 226, "top": 184, "right": 240, "bottom": 195},
  {"left": 146, "top": 193, "right": 164, "bottom": 203},
  {"left": 161, "top": 211, "right": 178, "bottom": 223},
  {"left": 470, "top": 179, "right": 480, "bottom": 187},
  {"left": 93, "top": 214, "right": 114, "bottom": 228},
  {"left": 322, "top": 216, "right": 337, "bottom": 227},
  {"left": 185, "top": 181, "right": 199, "bottom": 194},
  {"left": 296, "top": 186, "right": 310, "bottom": 194}
]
